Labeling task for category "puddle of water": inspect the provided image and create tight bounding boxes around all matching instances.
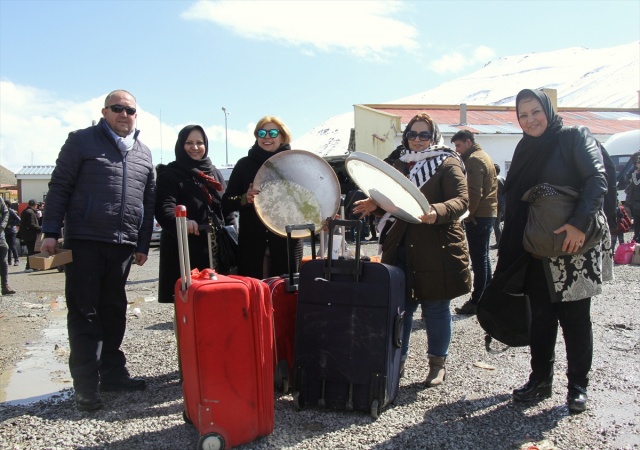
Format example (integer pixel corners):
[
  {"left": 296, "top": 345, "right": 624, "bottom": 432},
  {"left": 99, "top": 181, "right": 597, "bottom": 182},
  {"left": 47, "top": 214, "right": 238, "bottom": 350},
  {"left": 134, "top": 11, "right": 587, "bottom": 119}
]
[
  {"left": 1, "top": 308, "right": 72, "bottom": 405},
  {"left": 1, "top": 295, "right": 158, "bottom": 405}
]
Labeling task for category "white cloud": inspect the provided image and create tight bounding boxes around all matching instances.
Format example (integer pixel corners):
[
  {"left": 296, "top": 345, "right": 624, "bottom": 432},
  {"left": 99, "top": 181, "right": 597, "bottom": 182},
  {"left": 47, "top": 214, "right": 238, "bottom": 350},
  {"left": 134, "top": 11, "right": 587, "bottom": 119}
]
[
  {"left": 0, "top": 81, "right": 256, "bottom": 172},
  {"left": 182, "top": 0, "right": 419, "bottom": 61},
  {"left": 0, "top": 81, "right": 97, "bottom": 172},
  {"left": 429, "top": 45, "right": 496, "bottom": 74}
]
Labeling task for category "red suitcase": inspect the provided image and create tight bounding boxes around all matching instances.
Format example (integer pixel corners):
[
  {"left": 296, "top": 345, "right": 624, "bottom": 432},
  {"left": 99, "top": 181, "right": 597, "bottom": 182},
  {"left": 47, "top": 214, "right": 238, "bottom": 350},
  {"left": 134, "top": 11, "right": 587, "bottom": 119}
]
[
  {"left": 174, "top": 206, "right": 274, "bottom": 450},
  {"left": 264, "top": 224, "right": 316, "bottom": 394}
]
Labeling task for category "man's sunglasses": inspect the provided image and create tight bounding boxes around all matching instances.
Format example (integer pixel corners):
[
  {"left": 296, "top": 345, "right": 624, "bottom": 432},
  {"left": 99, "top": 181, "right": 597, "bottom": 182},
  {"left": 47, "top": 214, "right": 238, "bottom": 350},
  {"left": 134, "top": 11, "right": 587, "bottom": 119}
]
[
  {"left": 257, "top": 129, "right": 279, "bottom": 139},
  {"left": 406, "top": 130, "right": 433, "bottom": 141},
  {"left": 106, "top": 104, "right": 137, "bottom": 115}
]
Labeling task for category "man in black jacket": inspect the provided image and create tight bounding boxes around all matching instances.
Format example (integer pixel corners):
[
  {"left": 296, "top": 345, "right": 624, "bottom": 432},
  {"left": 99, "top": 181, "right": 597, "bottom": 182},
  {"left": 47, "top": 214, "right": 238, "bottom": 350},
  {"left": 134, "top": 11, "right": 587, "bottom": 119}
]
[
  {"left": 41, "top": 90, "right": 155, "bottom": 411},
  {"left": 1, "top": 200, "right": 16, "bottom": 295},
  {"left": 19, "top": 199, "right": 41, "bottom": 272}
]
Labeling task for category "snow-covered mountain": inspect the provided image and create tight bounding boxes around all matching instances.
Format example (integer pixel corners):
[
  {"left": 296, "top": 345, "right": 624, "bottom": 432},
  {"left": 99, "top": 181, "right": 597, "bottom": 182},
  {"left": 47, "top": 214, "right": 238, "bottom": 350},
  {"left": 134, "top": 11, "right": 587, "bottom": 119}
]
[{"left": 293, "top": 41, "right": 640, "bottom": 158}]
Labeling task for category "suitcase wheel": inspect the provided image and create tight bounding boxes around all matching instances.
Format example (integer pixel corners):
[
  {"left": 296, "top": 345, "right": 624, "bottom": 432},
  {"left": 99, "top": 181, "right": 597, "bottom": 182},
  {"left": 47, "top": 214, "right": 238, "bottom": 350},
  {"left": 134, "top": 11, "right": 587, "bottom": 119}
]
[
  {"left": 198, "top": 433, "right": 225, "bottom": 450},
  {"left": 182, "top": 410, "right": 193, "bottom": 425},
  {"left": 370, "top": 399, "right": 380, "bottom": 420},
  {"left": 293, "top": 390, "right": 304, "bottom": 410},
  {"left": 281, "top": 376, "right": 290, "bottom": 395},
  {"left": 275, "top": 361, "right": 290, "bottom": 394}
]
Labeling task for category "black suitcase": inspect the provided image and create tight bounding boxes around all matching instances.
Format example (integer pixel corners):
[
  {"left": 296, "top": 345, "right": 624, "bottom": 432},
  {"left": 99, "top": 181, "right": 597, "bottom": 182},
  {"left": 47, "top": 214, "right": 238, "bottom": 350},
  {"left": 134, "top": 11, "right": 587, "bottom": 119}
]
[{"left": 292, "top": 219, "right": 405, "bottom": 419}]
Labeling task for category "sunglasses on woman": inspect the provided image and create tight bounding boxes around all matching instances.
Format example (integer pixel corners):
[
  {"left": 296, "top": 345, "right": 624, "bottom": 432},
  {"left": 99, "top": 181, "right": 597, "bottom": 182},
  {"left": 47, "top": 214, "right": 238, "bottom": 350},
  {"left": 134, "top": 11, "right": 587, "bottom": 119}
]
[
  {"left": 257, "top": 129, "right": 279, "bottom": 139},
  {"left": 405, "top": 130, "right": 433, "bottom": 141}
]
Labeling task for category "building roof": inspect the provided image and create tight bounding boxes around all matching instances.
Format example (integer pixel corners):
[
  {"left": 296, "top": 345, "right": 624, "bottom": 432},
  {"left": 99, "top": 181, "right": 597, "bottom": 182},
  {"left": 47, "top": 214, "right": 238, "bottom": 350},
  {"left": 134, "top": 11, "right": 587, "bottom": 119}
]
[
  {"left": 15, "top": 165, "right": 56, "bottom": 176},
  {"left": 365, "top": 104, "right": 640, "bottom": 136},
  {"left": 0, "top": 165, "right": 17, "bottom": 186}
]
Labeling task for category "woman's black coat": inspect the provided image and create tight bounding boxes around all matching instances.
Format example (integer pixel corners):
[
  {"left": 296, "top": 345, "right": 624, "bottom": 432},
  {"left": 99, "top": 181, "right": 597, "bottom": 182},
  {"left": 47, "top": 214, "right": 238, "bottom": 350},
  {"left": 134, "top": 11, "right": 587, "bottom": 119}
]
[
  {"left": 221, "top": 143, "right": 302, "bottom": 279},
  {"left": 155, "top": 164, "right": 227, "bottom": 303}
]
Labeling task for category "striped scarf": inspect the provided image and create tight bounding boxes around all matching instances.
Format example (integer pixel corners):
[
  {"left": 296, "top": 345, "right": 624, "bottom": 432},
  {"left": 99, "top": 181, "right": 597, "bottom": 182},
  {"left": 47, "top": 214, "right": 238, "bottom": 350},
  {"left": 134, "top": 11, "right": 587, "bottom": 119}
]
[{"left": 400, "top": 145, "right": 466, "bottom": 189}]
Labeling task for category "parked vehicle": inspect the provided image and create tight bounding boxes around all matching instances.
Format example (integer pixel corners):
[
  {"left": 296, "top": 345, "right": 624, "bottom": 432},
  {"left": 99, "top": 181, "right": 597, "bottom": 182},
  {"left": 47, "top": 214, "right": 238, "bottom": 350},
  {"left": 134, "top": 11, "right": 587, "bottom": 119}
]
[
  {"left": 604, "top": 129, "right": 640, "bottom": 203},
  {"left": 151, "top": 219, "right": 162, "bottom": 245}
]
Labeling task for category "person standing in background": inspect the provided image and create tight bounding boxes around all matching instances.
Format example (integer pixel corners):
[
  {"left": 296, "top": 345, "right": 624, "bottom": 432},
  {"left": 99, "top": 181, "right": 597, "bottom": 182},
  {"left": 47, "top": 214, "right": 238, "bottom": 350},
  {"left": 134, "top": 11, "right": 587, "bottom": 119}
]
[
  {"left": 40, "top": 89, "right": 155, "bottom": 412},
  {"left": 1, "top": 200, "right": 16, "bottom": 295},
  {"left": 36, "top": 202, "right": 44, "bottom": 226},
  {"left": 19, "top": 199, "right": 41, "bottom": 273},
  {"left": 4, "top": 201, "right": 20, "bottom": 267},
  {"left": 450, "top": 130, "right": 498, "bottom": 316},
  {"left": 344, "top": 188, "right": 368, "bottom": 243},
  {"left": 491, "top": 164, "right": 505, "bottom": 249},
  {"left": 611, "top": 200, "right": 632, "bottom": 253},
  {"left": 625, "top": 155, "right": 640, "bottom": 242}
]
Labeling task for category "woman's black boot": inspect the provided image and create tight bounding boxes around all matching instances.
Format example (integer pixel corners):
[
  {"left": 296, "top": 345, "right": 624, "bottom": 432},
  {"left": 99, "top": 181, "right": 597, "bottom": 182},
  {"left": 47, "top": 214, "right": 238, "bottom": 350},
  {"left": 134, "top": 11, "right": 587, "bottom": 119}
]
[{"left": 512, "top": 378, "right": 553, "bottom": 402}]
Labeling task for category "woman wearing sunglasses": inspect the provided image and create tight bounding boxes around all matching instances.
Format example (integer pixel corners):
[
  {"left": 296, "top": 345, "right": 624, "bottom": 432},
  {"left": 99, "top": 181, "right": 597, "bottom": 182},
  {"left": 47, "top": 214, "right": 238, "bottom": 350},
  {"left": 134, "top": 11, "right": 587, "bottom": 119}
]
[
  {"left": 353, "top": 113, "right": 471, "bottom": 386},
  {"left": 222, "top": 116, "right": 303, "bottom": 278}
]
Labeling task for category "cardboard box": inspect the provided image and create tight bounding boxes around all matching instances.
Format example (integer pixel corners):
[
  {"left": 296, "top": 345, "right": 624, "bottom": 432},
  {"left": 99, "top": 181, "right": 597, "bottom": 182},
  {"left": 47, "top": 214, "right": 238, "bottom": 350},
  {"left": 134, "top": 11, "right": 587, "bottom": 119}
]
[{"left": 28, "top": 249, "right": 73, "bottom": 270}]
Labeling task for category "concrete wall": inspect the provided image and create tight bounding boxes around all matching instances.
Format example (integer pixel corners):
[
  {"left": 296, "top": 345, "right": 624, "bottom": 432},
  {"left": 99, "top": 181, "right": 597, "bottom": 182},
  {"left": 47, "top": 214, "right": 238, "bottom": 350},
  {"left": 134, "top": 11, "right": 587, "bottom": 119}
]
[
  {"left": 18, "top": 179, "right": 49, "bottom": 203},
  {"left": 354, "top": 105, "right": 401, "bottom": 160},
  {"left": 354, "top": 104, "right": 611, "bottom": 175}
]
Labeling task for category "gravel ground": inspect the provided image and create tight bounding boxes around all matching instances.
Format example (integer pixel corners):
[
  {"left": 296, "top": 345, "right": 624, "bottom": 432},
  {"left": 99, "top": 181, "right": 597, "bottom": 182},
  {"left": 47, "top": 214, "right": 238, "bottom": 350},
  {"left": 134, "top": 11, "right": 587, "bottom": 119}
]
[{"left": 0, "top": 237, "right": 639, "bottom": 450}]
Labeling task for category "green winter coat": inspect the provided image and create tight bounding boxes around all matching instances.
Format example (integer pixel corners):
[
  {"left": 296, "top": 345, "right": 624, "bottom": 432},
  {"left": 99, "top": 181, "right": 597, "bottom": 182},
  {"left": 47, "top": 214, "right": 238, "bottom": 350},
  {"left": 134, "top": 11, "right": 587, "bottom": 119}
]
[{"left": 381, "top": 157, "right": 471, "bottom": 302}]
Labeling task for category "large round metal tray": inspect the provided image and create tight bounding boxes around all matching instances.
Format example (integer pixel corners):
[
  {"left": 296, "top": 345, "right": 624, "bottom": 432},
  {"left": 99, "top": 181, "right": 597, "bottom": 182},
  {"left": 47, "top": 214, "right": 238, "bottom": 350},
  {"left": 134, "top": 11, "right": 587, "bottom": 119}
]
[
  {"left": 345, "top": 151, "right": 430, "bottom": 224},
  {"left": 253, "top": 150, "right": 340, "bottom": 238}
]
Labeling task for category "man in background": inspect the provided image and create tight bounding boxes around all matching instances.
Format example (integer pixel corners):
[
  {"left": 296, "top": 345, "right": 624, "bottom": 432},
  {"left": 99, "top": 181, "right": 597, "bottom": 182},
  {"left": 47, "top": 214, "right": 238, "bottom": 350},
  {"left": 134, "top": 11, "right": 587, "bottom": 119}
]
[
  {"left": 491, "top": 163, "right": 506, "bottom": 249},
  {"left": 4, "top": 201, "right": 21, "bottom": 267},
  {"left": 41, "top": 90, "right": 155, "bottom": 411},
  {"left": 0, "top": 200, "right": 16, "bottom": 295},
  {"left": 19, "top": 199, "right": 41, "bottom": 273},
  {"left": 450, "top": 130, "right": 498, "bottom": 315}
]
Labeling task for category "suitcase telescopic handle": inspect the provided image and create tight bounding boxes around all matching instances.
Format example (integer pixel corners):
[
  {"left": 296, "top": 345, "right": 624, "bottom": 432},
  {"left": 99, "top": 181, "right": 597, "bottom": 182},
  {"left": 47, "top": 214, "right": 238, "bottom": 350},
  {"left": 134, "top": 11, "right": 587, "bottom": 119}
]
[
  {"left": 325, "top": 218, "right": 363, "bottom": 281},
  {"left": 175, "top": 205, "right": 192, "bottom": 291},
  {"left": 284, "top": 224, "right": 316, "bottom": 291}
]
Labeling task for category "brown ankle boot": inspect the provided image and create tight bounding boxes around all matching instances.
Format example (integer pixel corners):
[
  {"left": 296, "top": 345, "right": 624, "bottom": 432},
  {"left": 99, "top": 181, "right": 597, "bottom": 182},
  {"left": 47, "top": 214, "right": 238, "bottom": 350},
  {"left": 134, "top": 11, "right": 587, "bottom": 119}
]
[
  {"left": 2, "top": 285, "right": 16, "bottom": 295},
  {"left": 425, "top": 356, "right": 446, "bottom": 387}
]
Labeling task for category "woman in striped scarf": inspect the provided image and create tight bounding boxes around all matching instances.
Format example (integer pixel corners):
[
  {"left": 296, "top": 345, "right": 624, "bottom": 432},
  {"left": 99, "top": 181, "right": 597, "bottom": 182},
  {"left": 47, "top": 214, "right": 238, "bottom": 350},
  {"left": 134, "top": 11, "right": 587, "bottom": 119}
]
[{"left": 353, "top": 113, "right": 471, "bottom": 387}]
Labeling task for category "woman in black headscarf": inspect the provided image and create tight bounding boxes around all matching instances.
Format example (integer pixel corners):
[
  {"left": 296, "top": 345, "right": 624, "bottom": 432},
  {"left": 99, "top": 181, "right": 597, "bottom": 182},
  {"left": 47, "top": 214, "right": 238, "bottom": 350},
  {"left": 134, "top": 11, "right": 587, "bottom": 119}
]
[
  {"left": 497, "top": 89, "right": 609, "bottom": 414},
  {"left": 221, "top": 116, "right": 303, "bottom": 279},
  {"left": 155, "top": 125, "right": 228, "bottom": 304}
]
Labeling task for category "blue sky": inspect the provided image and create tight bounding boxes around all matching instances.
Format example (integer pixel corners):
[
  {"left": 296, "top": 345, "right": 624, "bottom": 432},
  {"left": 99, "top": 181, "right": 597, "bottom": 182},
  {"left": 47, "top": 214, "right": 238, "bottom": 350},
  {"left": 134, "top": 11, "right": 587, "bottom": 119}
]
[{"left": 1, "top": 0, "right": 639, "bottom": 172}]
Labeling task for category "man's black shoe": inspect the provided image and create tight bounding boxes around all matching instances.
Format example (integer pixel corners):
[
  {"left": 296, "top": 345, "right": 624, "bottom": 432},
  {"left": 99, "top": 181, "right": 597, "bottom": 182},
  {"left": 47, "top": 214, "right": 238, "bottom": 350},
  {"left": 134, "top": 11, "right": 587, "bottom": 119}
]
[
  {"left": 567, "top": 384, "right": 588, "bottom": 413},
  {"left": 512, "top": 379, "right": 553, "bottom": 402},
  {"left": 100, "top": 376, "right": 146, "bottom": 392},
  {"left": 75, "top": 391, "right": 103, "bottom": 411},
  {"left": 2, "top": 285, "right": 16, "bottom": 295}
]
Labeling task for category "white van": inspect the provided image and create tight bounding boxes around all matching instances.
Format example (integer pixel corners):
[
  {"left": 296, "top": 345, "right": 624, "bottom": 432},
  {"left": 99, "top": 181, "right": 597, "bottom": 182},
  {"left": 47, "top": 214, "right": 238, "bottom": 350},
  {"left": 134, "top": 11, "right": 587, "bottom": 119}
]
[{"left": 603, "top": 129, "right": 640, "bottom": 202}]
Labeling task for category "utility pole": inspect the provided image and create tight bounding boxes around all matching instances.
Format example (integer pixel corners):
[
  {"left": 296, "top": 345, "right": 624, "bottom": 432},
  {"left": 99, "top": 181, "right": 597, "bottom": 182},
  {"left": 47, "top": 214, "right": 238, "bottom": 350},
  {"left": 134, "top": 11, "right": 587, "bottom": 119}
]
[{"left": 221, "top": 107, "right": 229, "bottom": 165}]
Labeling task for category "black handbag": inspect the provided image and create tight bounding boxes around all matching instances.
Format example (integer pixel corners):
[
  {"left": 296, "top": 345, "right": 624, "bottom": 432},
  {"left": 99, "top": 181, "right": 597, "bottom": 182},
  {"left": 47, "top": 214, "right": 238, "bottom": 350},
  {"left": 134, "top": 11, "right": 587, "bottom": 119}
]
[
  {"left": 477, "top": 254, "right": 531, "bottom": 349},
  {"left": 209, "top": 210, "right": 239, "bottom": 272},
  {"left": 522, "top": 183, "right": 607, "bottom": 257}
]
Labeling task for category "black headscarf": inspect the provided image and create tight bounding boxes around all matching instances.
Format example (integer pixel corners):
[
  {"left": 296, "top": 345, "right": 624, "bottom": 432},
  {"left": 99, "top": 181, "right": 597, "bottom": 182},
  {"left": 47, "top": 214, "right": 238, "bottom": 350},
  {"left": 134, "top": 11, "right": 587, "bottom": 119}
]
[
  {"left": 167, "top": 125, "right": 222, "bottom": 205},
  {"left": 172, "top": 125, "right": 215, "bottom": 175},
  {"left": 496, "top": 89, "right": 564, "bottom": 273}
]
